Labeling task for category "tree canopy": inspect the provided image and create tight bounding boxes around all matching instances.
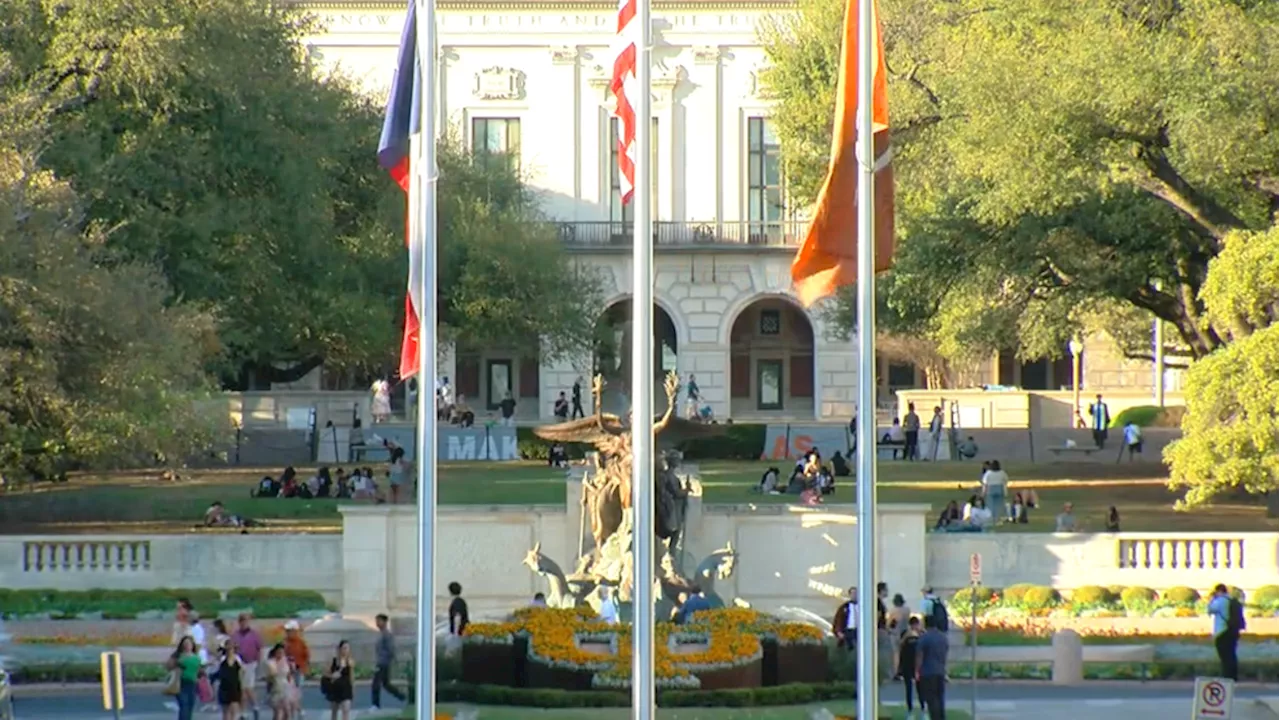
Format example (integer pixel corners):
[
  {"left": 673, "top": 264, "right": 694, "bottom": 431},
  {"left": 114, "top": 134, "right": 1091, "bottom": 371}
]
[
  {"left": 0, "top": 58, "right": 225, "bottom": 476},
  {"left": 1164, "top": 225, "right": 1277, "bottom": 507},
  {"left": 2, "top": 0, "right": 601, "bottom": 390},
  {"left": 763, "top": 0, "right": 1278, "bottom": 372}
]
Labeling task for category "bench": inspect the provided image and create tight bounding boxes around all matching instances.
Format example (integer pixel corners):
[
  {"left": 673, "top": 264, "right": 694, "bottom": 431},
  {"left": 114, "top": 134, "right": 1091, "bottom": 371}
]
[
  {"left": 1047, "top": 446, "right": 1101, "bottom": 458},
  {"left": 876, "top": 442, "right": 905, "bottom": 460}
]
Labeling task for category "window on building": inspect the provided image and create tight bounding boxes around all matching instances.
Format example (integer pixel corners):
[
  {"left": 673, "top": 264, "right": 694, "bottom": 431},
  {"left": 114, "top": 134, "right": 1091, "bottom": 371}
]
[
  {"left": 759, "top": 309, "right": 781, "bottom": 336},
  {"left": 610, "top": 117, "right": 659, "bottom": 235},
  {"left": 471, "top": 117, "right": 521, "bottom": 172},
  {"left": 747, "top": 117, "right": 785, "bottom": 243}
]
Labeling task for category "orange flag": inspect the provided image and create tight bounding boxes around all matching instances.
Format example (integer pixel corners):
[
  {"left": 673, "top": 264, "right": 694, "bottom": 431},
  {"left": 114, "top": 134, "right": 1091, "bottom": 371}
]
[{"left": 790, "top": 0, "right": 894, "bottom": 307}]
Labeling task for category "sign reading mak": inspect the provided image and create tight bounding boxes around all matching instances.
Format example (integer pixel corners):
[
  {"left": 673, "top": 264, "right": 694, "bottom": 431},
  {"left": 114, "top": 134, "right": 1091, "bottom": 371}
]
[
  {"left": 320, "top": 425, "right": 520, "bottom": 462},
  {"left": 318, "top": 11, "right": 762, "bottom": 35},
  {"left": 440, "top": 427, "right": 520, "bottom": 462}
]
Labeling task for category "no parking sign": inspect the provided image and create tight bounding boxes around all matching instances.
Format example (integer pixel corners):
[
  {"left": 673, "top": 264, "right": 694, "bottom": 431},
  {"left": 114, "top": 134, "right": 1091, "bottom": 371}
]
[{"left": 1193, "top": 677, "right": 1234, "bottom": 719}]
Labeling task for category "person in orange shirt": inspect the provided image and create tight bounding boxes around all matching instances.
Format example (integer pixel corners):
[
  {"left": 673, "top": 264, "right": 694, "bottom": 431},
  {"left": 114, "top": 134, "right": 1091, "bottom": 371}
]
[{"left": 282, "top": 621, "right": 310, "bottom": 692}]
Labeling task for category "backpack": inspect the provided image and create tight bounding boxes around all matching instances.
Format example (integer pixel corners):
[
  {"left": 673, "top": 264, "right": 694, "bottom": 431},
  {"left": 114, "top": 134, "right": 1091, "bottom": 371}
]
[
  {"left": 1227, "top": 597, "right": 1246, "bottom": 633},
  {"left": 931, "top": 598, "right": 950, "bottom": 632}
]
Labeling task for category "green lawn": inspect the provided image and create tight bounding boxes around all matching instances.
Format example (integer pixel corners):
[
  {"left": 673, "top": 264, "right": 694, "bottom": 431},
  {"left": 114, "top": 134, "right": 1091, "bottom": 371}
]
[
  {"left": 1, "top": 460, "right": 1273, "bottom": 535},
  {"left": 426, "top": 705, "right": 968, "bottom": 720}
]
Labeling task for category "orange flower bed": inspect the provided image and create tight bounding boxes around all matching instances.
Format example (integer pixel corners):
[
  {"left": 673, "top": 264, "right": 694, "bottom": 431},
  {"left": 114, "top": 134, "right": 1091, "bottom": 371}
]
[{"left": 462, "top": 607, "right": 820, "bottom": 689}]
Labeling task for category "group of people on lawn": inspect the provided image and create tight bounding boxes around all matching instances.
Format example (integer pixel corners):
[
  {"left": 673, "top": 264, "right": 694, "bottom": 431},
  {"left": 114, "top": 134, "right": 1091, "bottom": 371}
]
[{"left": 755, "top": 447, "right": 851, "bottom": 503}]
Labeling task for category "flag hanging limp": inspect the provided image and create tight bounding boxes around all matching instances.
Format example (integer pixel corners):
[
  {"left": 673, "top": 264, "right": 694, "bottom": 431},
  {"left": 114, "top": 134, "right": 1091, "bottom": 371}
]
[
  {"left": 790, "top": 0, "right": 895, "bottom": 307},
  {"left": 377, "top": 1, "right": 425, "bottom": 380}
]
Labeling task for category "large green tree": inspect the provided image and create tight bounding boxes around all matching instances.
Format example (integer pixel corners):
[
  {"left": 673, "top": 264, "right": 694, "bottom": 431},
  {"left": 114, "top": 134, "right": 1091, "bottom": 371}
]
[
  {"left": 3, "top": 0, "right": 600, "bottom": 389},
  {"left": 0, "top": 67, "right": 226, "bottom": 477},
  {"left": 763, "top": 0, "right": 1277, "bottom": 368},
  {"left": 1164, "top": 225, "right": 1277, "bottom": 507}
]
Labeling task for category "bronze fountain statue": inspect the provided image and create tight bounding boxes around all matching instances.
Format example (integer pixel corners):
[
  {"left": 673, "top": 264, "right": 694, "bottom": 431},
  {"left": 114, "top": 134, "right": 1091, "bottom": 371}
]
[{"left": 523, "top": 372, "right": 739, "bottom": 619}]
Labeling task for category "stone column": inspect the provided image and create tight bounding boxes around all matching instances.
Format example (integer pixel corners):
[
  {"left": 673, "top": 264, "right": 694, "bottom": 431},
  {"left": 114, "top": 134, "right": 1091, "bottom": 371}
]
[{"left": 1052, "top": 629, "right": 1084, "bottom": 684}]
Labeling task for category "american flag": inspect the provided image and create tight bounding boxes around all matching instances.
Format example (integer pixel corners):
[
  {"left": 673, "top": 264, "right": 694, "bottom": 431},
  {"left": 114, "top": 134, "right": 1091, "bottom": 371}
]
[{"left": 610, "top": 0, "right": 639, "bottom": 204}]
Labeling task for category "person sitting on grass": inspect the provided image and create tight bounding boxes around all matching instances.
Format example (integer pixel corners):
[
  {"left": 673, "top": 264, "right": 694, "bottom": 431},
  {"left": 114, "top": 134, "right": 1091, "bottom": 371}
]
[
  {"left": 934, "top": 500, "right": 962, "bottom": 530},
  {"left": 756, "top": 467, "right": 781, "bottom": 494},
  {"left": 956, "top": 436, "right": 978, "bottom": 459},
  {"left": 1008, "top": 491, "right": 1030, "bottom": 524},
  {"left": 1104, "top": 505, "right": 1121, "bottom": 531},
  {"left": 962, "top": 495, "right": 993, "bottom": 530},
  {"left": 831, "top": 451, "right": 851, "bottom": 477},
  {"left": 203, "top": 502, "right": 257, "bottom": 529},
  {"left": 548, "top": 443, "right": 569, "bottom": 468}
]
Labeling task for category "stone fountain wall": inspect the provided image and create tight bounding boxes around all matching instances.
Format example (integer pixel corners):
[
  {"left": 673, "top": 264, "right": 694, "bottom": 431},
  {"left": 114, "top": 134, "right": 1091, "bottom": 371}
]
[{"left": 337, "top": 475, "right": 932, "bottom": 623}]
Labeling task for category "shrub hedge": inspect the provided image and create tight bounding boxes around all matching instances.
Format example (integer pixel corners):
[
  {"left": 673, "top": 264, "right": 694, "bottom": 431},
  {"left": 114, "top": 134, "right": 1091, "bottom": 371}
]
[
  {"left": 433, "top": 681, "right": 857, "bottom": 708},
  {"left": 1069, "top": 586, "right": 1115, "bottom": 606},
  {"left": 1162, "top": 586, "right": 1202, "bottom": 607},
  {"left": 947, "top": 584, "right": 1274, "bottom": 616},
  {"left": 0, "top": 588, "right": 328, "bottom": 619},
  {"left": 1110, "top": 405, "right": 1186, "bottom": 429}
]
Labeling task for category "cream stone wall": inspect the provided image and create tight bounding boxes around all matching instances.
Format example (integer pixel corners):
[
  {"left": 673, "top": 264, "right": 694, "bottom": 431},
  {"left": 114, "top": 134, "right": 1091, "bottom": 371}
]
[{"left": 4, "top": 523, "right": 1274, "bottom": 616}]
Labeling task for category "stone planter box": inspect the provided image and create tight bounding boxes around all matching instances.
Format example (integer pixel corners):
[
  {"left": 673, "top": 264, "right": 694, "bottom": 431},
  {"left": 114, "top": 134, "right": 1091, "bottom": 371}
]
[
  {"left": 769, "top": 642, "right": 828, "bottom": 685},
  {"left": 690, "top": 656, "right": 763, "bottom": 690},
  {"left": 461, "top": 642, "right": 517, "bottom": 686},
  {"left": 525, "top": 655, "right": 599, "bottom": 691}
]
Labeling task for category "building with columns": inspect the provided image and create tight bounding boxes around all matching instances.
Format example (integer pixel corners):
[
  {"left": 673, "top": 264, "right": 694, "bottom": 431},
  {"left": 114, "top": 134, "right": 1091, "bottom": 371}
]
[
  {"left": 296, "top": 0, "right": 861, "bottom": 422},
  {"left": 293, "top": 0, "right": 1178, "bottom": 423}
]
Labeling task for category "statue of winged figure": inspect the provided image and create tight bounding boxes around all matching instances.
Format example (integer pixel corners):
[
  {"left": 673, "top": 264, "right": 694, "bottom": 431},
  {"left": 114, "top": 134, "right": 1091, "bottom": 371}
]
[{"left": 529, "top": 371, "right": 726, "bottom": 607}]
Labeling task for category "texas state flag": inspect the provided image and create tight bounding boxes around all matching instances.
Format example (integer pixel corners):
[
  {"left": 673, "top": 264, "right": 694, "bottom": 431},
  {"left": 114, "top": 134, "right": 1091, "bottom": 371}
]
[{"left": 377, "top": 0, "right": 423, "bottom": 379}]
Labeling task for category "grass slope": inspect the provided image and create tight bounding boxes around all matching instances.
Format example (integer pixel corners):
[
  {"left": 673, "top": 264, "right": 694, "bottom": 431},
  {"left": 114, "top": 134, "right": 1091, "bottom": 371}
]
[{"left": 0, "top": 460, "right": 1273, "bottom": 535}]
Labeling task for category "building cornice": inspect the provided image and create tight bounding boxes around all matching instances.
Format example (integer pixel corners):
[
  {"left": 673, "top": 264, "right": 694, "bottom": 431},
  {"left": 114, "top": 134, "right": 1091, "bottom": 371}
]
[{"left": 284, "top": 1, "right": 795, "bottom": 11}]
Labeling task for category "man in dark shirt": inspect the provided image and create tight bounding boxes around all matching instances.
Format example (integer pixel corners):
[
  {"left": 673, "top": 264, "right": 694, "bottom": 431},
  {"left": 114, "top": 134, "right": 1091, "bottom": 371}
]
[
  {"left": 902, "top": 403, "right": 921, "bottom": 461},
  {"left": 372, "top": 613, "right": 406, "bottom": 710},
  {"left": 916, "top": 614, "right": 949, "bottom": 720},
  {"left": 898, "top": 616, "right": 922, "bottom": 716},
  {"left": 571, "top": 377, "right": 585, "bottom": 419},
  {"left": 498, "top": 392, "right": 517, "bottom": 426},
  {"left": 448, "top": 581, "right": 469, "bottom": 636},
  {"left": 554, "top": 392, "right": 570, "bottom": 421}
]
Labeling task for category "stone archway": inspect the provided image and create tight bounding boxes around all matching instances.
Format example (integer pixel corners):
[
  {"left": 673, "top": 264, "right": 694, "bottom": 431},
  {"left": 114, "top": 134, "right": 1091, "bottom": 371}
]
[
  {"left": 593, "top": 299, "right": 679, "bottom": 414},
  {"left": 728, "top": 296, "right": 815, "bottom": 418}
]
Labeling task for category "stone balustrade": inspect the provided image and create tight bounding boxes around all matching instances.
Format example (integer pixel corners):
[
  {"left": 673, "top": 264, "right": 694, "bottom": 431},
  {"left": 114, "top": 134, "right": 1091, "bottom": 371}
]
[
  {"left": 22, "top": 540, "right": 152, "bottom": 573},
  {"left": 926, "top": 531, "right": 1278, "bottom": 594}
]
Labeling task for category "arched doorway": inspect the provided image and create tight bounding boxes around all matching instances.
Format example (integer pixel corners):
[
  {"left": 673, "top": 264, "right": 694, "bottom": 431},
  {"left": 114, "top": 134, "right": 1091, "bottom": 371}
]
[
  {"left": 594, "top": 299, "right": 679, "bottom": 414},
  {"left": 729, "top": 297, "right": 815, "bottom": 418}
]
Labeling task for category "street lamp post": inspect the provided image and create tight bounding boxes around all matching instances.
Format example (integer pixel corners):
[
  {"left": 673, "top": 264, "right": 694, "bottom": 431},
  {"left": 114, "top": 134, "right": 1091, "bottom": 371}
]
[{"left": 1068, "top": 338, "right": 1083, "bottom": 428}]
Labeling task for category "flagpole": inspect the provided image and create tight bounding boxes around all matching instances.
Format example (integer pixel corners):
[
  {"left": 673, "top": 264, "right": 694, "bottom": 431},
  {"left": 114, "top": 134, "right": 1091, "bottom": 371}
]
[
  {"left": 412, "top": 0, "right": 439, "bottom": 717},
  {"left": 854, "top": 0, "right": 880, "bottom": 715},
  {"left": 630, "top": 0, "right": 655, "bottom": 714}
]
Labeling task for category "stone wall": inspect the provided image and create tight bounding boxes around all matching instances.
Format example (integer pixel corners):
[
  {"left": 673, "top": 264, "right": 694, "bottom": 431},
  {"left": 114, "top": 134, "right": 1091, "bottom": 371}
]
[
  {"left": 4, "top": 516, "right": 1273, "bottom": 618},
  {"left": 0, "top": 535, "right": 344, "bottom": 602}
]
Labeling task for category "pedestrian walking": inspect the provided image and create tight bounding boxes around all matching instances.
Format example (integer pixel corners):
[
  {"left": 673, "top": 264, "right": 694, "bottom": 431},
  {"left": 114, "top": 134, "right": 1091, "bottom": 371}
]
[
  {"left": 1208, "top": 583, "right": 1244, "bottom": 681},
  {"left": 370, "top": 614, "right": 406, "bottom": 712},
  {"left": 915, "top": 613, "right": 949, "bottom": 720}
]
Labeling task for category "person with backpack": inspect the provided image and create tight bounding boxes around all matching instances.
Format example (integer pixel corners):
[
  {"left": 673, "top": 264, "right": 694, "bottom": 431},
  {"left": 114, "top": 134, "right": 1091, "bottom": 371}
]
[
  {"left": 1208, "top": 583, "right": 1244, "bottom": 681},
  {"left": 919, "top": 587, "right": 950, "bottom": 632}
]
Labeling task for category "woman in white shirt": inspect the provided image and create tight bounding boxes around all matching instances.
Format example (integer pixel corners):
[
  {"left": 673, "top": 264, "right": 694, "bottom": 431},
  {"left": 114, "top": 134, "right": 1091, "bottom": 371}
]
[
  {"left": 962, "top": 491, "right": 993, "bottom": 527},
  {"left": 981, "top": 460, "right": 1010, "bottom": 519}
]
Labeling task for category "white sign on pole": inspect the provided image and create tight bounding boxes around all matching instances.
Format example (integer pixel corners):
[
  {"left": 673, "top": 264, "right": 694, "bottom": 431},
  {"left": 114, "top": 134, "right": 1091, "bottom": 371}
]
[
  {"left": 969, "top": 552, "right": 982, "bottom": 585},
  {"left": 1192, "top": 677, "right": 1234, "bottom": 719}
]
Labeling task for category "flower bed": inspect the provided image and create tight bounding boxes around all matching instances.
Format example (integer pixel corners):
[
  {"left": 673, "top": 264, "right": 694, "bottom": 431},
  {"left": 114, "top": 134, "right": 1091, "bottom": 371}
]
[
  {"left": 460, "top": 607, "right": 825, "bottom": 691},
  {"left": 949, "top": 584, "right": 1280, "bottom": 620}
]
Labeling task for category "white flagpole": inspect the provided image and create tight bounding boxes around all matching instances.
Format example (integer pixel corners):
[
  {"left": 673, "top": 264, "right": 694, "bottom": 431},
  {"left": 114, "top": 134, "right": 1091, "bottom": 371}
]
[
  {"left": 413, "top": 0, "right": 439, "bottom": 717},
  {"left": 630, "top": 0, "right": 655, "bottom": 714},
  {"left": 854, "top": 0, "right": 879, "bottom": 716}
]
